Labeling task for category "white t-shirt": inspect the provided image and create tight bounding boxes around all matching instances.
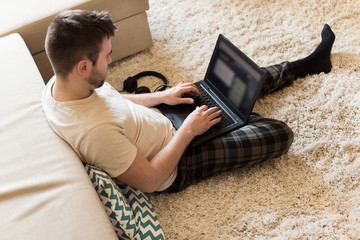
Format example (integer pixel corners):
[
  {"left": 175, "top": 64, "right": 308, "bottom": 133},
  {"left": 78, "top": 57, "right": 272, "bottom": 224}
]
[{"left": 42, "top": 77, "right": 177, "bottom": 191}]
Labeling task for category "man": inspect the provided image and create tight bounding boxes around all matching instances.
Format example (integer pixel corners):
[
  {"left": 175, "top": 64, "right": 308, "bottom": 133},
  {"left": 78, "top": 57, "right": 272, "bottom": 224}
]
[{"left": 42, "top": 10, "right": 335, "bottom": 193}]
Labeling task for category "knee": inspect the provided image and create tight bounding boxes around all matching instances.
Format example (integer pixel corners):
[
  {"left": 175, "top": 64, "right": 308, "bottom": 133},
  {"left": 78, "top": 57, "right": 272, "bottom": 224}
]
[
  {"left": 252, "top": 116, "right": 294, "bottom": 156},
  {"left": 276, "top": 120, "right": 294, "bottom": 154}
]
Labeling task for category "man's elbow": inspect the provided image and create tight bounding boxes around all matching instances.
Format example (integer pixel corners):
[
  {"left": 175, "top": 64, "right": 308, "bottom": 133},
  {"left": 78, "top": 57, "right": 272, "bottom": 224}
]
[
  {"left": 115, "top": 176, "right": 161, "bottom": 193},
  {"left": 141, "top": 180, "right": 163, "bottom": 193}
]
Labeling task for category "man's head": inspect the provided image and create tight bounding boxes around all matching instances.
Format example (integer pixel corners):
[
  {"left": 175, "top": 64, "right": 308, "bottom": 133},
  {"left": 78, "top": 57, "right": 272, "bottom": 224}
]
[{"left": 45, "top": 10, "right": 117, "bottom": 79}]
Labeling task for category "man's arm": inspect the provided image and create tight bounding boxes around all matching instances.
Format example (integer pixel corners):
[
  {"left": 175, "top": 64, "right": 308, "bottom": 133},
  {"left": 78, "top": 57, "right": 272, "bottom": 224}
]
[
  {"left": 116, "top": 105, "right": 222, "bottom": 193},
  {"left": 121, "top": 82, "right": 201, "bottom": 107}
]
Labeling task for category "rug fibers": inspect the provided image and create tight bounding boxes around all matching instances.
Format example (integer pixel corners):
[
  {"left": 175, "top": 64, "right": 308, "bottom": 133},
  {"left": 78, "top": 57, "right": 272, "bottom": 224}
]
[{"left": 106, "top": 0, "right": 360, "bottom": 239}]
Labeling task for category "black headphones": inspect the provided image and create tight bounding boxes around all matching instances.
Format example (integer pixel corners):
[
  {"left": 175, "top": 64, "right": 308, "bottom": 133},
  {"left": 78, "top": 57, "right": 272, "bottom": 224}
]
[{"left": 122, "top": 71, "right": 171, "bottom": 94}]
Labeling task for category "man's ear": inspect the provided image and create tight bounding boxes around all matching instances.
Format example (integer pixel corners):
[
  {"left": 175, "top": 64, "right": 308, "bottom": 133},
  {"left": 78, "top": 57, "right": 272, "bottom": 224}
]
[{"left": 76, "top": 59, "right": 92, "bottom": 77}]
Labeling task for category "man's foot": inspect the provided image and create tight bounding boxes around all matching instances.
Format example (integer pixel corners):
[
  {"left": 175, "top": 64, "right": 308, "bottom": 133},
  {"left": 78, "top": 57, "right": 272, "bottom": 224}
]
[{"left": 292, "top": 24, "right": 336, "bottom": 79}]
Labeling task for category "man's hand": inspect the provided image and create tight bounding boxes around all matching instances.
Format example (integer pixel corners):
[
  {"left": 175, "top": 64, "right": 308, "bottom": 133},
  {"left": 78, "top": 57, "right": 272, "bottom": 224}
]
[
  {"left": 121, "top": 82, "right": 200, "bottom": 107},
  {"left": 180, "top": 105, "right": 222, "bottom": 137},
  {"left": 161, "top": 82, "right": 201, "bottom": 106}
]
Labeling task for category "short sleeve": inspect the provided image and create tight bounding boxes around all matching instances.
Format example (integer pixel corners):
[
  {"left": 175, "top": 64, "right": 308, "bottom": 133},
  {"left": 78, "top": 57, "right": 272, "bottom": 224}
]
[{"left": 79, "top": 124, "right": 137, "bottom": 178}]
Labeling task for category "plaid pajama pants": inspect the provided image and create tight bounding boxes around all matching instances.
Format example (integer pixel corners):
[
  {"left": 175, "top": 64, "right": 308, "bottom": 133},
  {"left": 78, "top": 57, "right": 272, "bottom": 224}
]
[{"left": 165, "top": 61, "right": 296, "bottom": 193}]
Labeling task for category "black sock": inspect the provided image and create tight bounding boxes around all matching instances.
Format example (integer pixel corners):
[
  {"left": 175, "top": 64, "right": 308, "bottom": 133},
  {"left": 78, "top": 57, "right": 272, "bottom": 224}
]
[{"left": 292, "top": 24, "right": 335, "bottom": 79}]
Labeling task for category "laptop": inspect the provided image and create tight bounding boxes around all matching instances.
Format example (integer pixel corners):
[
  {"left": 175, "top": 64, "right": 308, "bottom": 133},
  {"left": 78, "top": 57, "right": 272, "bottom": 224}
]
[{"left": 156, "top": 34, "right": 266, "bottom": 147}]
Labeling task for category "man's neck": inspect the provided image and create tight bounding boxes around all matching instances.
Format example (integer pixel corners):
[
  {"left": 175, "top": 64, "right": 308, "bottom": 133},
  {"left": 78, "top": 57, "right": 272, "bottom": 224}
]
[{"left": 52, "top": 75, "right": 93, "bottom": 102}]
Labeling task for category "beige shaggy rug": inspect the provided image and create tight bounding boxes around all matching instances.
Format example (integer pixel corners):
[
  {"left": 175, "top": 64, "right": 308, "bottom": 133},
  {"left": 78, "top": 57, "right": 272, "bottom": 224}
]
[{"left": 106, "top": 0, "right": 360, "bottom": 239}]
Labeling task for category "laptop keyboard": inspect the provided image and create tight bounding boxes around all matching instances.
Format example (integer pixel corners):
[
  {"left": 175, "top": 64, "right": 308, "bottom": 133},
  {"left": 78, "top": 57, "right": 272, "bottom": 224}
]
[{"left": 196, "top": 85, "right": 235, "bottom": 130}]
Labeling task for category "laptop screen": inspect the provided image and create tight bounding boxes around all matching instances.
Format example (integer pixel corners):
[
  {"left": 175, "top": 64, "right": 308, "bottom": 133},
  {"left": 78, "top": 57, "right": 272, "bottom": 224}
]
[{"left": 205, "top": 35, "right": 264, "bottom": 118}]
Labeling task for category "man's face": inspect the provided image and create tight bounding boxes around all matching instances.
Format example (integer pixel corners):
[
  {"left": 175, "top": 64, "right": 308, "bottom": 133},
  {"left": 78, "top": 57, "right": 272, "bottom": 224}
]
[{"left": 87, "top": 37, "right": 112, "bottom": 88}]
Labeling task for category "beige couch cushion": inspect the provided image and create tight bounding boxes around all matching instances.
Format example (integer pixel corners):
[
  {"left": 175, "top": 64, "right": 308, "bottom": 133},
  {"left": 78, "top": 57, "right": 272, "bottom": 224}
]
[
  {"left": 0, "top": 0, "right": 149, "bottom": 54},
  {"left": 0, "top": 33, "right": 117, "bottom": 239},
  {"left": 0, "top": 0, "right": 90, "bottom": 34},
  {"left": 0, "top": 0, "right": 152, "bottom": 82}
]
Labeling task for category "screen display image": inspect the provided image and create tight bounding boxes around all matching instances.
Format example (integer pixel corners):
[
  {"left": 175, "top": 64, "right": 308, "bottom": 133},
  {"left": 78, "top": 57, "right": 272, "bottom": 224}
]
[{"left": 207, "top": 40, "right": 262, "bottom": 115}]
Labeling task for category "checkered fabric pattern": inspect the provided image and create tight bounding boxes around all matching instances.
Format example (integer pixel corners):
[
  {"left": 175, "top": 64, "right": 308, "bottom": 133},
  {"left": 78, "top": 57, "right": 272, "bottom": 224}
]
[
  {"left": 260, "top": 61, "right": 296, "bottom": 96},
  {"left": 166, "top": 62, "right": 295, "bottom": 193}
]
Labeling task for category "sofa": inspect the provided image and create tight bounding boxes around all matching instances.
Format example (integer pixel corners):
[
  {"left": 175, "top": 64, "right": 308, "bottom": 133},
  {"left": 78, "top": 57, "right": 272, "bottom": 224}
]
[
  {"left": 0, "top": 32, "right": 119, "bottom": 239},
  {"left": 0, "top": 0, "right": 153, "bottom": 83},
  {"left": 0, "top": 2, "right": 165, "bottom": 240}
]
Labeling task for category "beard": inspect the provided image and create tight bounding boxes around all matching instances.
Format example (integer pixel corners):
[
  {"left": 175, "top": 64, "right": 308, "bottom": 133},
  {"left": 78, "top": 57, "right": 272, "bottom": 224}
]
[{"left": 87, "top": 67, "right": 107, "bottom": 89}]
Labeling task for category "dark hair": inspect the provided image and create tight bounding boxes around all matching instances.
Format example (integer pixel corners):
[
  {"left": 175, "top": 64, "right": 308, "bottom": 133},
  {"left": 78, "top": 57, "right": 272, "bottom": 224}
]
[{"left": 45, "top": 10, "right": 117, "bottom": 78}]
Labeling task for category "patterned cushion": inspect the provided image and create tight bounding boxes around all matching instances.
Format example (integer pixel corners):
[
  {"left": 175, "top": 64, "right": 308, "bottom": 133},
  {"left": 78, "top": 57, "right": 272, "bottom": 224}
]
[{"left": 85, "top": 164, "right": 165, "bottom": 240}]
